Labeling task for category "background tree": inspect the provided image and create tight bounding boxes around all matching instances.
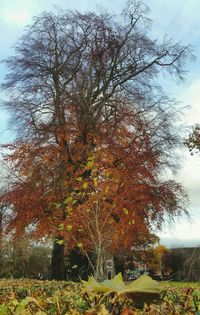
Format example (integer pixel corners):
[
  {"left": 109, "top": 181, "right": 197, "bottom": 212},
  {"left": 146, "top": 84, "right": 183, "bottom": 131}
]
[
  {"left": 145, "top": 245, "right": 169, "bottom": 276},
  {"left": 1, "top": 1, "right": 191, "bottom": 279},
  {"left": 114, "top": 233, "right": 159, "bottom": 278},
  {"left": 164, "top": 248, "right": 185, "bottom": 280},
  {"left": 184, "top": 245, "right": 200, "bottom": 282},
  {"left": 0, "top": 235, "right": 51, "bottom": 278},
  {"left": 185, "top": 124, "right": 200, "bottom": 154},
  {"left": 0, "top": 199, "right": 7, "bottom": 274}
]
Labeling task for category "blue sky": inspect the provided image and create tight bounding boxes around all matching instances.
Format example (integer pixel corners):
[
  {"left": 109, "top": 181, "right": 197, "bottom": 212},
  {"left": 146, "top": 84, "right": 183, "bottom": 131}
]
[{"left": 0, "top": 0, "right": 200, "bottom": 247}]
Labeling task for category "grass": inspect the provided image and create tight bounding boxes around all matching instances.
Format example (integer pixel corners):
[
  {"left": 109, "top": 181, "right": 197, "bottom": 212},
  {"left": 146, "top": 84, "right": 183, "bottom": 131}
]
[{"left": 165, "top": 281, "right": 200, "bottom": 288}]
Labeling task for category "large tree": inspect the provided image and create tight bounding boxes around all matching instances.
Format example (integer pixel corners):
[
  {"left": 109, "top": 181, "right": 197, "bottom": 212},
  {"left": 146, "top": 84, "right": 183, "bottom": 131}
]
[{"left": 1, "top": 1, "right": 190, "bottom": 279}]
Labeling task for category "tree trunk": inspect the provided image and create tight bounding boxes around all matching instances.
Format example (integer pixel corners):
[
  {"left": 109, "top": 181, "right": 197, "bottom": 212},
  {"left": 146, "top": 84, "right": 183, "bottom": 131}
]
[
  {"left": 51, "top": 237, "right": 65, "bottom": 280},
  {"left": 95, "top": 250, "right": 105, "bottom": 281}
]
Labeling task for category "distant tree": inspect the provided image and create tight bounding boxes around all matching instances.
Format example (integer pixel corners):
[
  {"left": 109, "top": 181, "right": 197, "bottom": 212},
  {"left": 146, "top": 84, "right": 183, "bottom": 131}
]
[
  {"left": 129, "top": 243, "right": 169, "bottom": 275},
  {"left": 184, "top": 245, "right": 200, "bottom": 282},
  {"left": 1, "top": 1, "right": 191, "bottom": 279},
  {"left": 185, "top": 124, "right": 200, "bottom": 154},
  {"left": 0, "top": 201, "right": 7, "bottom": 275},
  {"left": 163, "top": 249, "right": 185, "bottom": 280},
  {"left": 114, "top": 233, "right": 159, "bottom": 277},
  {"left": 0, "top": 235, "right": 51, "bottom": 278},
  {"left": 152, "top": 245, "right": 169, "bottom": 275}
]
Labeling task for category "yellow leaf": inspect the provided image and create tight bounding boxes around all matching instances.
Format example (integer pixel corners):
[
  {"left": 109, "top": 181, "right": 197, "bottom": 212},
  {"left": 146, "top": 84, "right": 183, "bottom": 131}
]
[
  {"left": 82, "top": 182, "right": 88, "bottom": 189},
  {"left": 98, "top": 304, "right": 110, "bottom": 315},
  {"left": 93, "top": 177, "right": 98, "bottom": 186},
  {"left": 66, "top": 224, "right": 72, "bottom": 231},
  {"left": 87, "top": 161, "right": 94, "bottom": 168},
  {"left": 92, "top": 167, "right": 97, "bottom": 174},
  {"left": 123, "top": 208, "right": 128, "bottom": 215},
  {"left": 76, "top": 177, "right": 83, "bottom": 182},
  {"left": 77, "top": 243, "right": 83, "bottom": 248},
  {"left": 82, "top": 273, "right": 163, "bottom": 294},
  {"left": 65, "top": 196, "right": 73, "bottom": 203},
  {"left": 88, "top": 155, "right": 94, "bottom": 161},
  {"left": 67, "top": 207, "right": 73, "bottom": 213},
  {"left": 105, "top": 187, "right": 109, "bottom": 194},
  {"left": 105, "top": 171, "right": 110, "bottom": 177},
  {"left": 57, "top": 223, "right": 64, "bottom": 230},
  {"left": 56, "top": 239, "right": 64, "bottom": 245}
]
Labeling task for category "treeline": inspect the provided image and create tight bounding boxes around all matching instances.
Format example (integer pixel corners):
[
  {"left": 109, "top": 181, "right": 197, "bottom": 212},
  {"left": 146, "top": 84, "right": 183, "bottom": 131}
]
[{"left": 1, "top": 232, "right": 199, "bottom": 282}]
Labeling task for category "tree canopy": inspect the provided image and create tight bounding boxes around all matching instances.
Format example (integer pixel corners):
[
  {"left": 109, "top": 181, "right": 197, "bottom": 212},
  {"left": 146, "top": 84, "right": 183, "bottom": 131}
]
[{"left": 0, "top": 1, "right": 190, "bottom": 279}]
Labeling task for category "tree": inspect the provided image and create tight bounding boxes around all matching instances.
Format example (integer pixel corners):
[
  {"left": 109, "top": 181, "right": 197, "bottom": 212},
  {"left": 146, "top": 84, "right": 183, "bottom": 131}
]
[
  {"left": 146, "top": 245, "right": 169, "bottom": 276},
  {"left": 164, "top": 248, "right": 185, "bottom": 280},
  {"left": 1, "top": 102, "right": 188, "bottom": 280},
  {"left": 0, "top": 199, "right": 7, "bottom": 274},
  {"left": 185, "top": 124, "right": 200, "bottom": 154},
  {"left": 1, "top": 1, "right": 190, "bottom": 279},
  {"left": 56, "top": 135, "right": 187, "bottom": 280},
  {"left": 114, "top": 233, "right": 159, "bottom": 279},
  {"left": 0, "top": 235, "right": 51, "bottom": 278},
  {"left": 184, "top": 245, "right": 200, "bottom": 282}
]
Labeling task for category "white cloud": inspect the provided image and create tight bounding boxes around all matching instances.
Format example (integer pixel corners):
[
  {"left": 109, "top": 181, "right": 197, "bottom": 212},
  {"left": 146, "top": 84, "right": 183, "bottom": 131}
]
[
  {"left": 0, "top": 0, "right": 34, "bottom": 25},
  {"left": 3, "top": 10, "right": 30, "bottom": 25},
  {"left": 146, "top": 0, "right": 200, "bottom": 41},
  {"left": 181, "top": 79, "right": 200, "bottom": 126},
  {"left": 0, "top": 0, "right": 122, "bottom": 27},
  {"left": 159, "top": 216, "right": 200, "bottom": 242},
  {"left": 177, "top": 152, "right": 200, "bottom": 208},
  {"left": 158, "top": 78, "right": 200, "bottom": 245},
  {"left": 176, "top": 79, "right": 200, "bottom": 208}
]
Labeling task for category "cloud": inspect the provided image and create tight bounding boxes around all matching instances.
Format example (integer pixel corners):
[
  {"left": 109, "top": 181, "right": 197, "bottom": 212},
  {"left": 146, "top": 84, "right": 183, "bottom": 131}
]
[
  {"left": 3, "top": 10, "right": 30, "bottom": 25},
  {"left": 0, "top": 0, "right": 123, "bottom": 28},
  {"left": 181, "top": 79, "right": 200, "bottom": 126},
  {"left": 158, "top": 78, "right": 200, "bottom": 245},
  {"left": 159, "top": 216, "right": 200, "bottom": 241},
  {"left": 146, "top": 0, "right": 200, "bottom": 42},
  {"left": 175, "top": 149, "right": 200, "bottom": 208},
  {"left": 0, "top": 0, "right": 34, "bottom": 25},
  {"left": 175, "top": 79, "right": 200, "bottom": 208}
]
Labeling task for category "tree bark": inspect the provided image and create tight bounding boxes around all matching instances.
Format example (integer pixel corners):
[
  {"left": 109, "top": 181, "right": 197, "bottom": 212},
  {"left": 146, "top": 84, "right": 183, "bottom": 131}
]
[
  {"left": 51, "top": 237, "right": 65, "bottom": 280},
  {"left": 94, "top": 249, "right": 106, "bottom": 281}
]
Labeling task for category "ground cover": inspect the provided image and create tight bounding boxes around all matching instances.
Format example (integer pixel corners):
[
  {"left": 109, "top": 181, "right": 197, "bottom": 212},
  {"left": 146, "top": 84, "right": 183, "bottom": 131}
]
[
  {"left": 169, "top": 281, "right": 200, "bottom": 288},
  {"left": 0, "top": 277, "right": 200, "bottom": 314}
]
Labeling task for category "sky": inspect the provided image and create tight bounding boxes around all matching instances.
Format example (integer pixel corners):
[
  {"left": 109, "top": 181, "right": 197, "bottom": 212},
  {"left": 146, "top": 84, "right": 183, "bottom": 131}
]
[{"left": 0, "top": 0, "right": 200, "bottom": 248}]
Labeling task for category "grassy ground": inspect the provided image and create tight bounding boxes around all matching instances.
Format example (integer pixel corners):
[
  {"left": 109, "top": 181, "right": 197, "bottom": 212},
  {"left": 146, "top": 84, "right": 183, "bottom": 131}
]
[
  {"left": 167, "top": 281, "right": 200, "bottom": 288},
  {"left": 0, "top": 278, "right": 200, "bottom": 314}
]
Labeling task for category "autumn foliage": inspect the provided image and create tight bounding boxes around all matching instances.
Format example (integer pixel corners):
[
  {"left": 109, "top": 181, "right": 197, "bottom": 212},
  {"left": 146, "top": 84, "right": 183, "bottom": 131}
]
[{"left": 1, "top": 103, "right": 187, "bottom": 279}]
